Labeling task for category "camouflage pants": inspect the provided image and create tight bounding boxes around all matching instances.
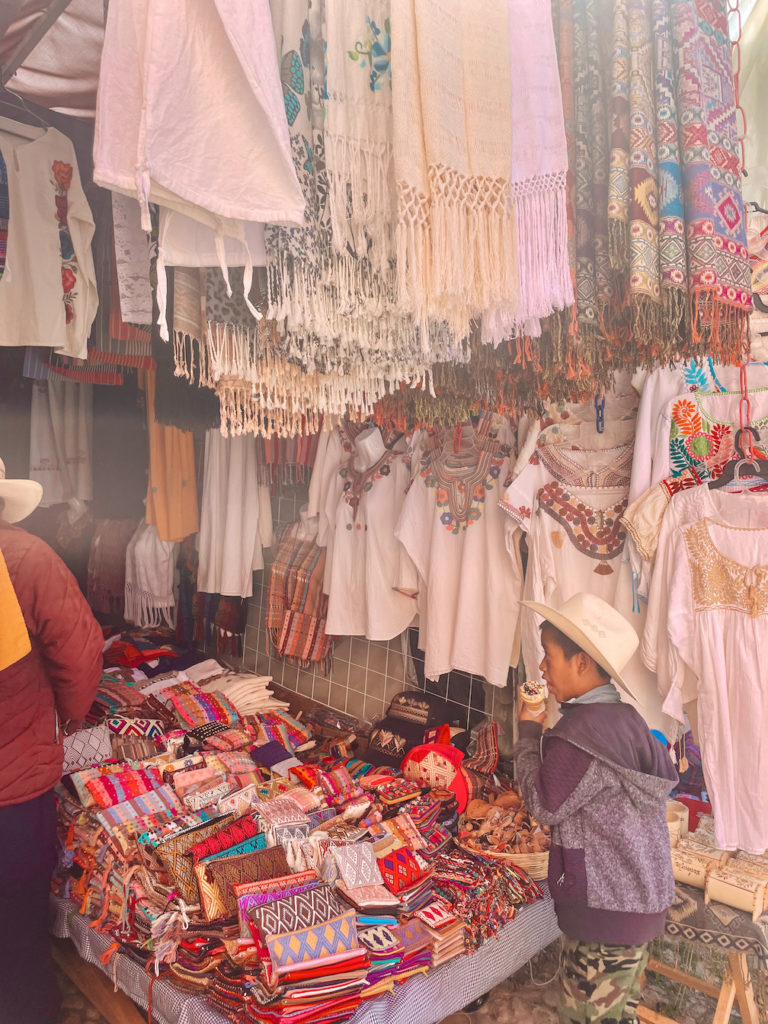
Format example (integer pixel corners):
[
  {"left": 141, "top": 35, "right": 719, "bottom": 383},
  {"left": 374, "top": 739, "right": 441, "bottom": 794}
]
[{"left": 558, "top": 937, "right": 649, "bottom": 1024}]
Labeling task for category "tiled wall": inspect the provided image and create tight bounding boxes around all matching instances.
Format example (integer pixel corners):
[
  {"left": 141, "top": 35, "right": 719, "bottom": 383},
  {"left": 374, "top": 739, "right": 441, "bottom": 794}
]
[{"left": 241, "top": 483, "right": 517, "bottom": 744}]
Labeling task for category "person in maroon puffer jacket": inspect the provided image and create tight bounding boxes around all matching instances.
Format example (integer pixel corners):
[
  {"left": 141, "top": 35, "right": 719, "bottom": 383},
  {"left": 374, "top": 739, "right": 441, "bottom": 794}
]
[{"left": 0, "top": 459, "right": 103, "bottom": 1024}]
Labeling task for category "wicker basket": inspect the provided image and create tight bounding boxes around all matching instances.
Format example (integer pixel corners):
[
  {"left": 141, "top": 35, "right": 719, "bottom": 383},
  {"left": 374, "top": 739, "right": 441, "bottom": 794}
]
[{"left": 456, "top": 839, "right": 549, "bottom": 880}]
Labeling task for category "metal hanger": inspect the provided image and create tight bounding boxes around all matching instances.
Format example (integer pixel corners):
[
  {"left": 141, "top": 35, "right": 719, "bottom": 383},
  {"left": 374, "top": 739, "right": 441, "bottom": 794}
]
[
  {"left": 709, "top": 427, "right": 767, "bottom": 490},
  {"left": 0, "top": 87, "right": 49, "bottom": 136}
]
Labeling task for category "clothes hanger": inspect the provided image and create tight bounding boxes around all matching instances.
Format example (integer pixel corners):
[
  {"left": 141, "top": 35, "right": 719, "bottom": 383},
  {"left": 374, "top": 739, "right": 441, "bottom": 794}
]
[
  {"left": 747, "top": 200, "right": 768, "bottom": 216},
  {"left": 709, "top": 426, "right": 768, "bottom": 490},
  {"left": 0, "top": 88, "right": 49, "bottom": 139}
]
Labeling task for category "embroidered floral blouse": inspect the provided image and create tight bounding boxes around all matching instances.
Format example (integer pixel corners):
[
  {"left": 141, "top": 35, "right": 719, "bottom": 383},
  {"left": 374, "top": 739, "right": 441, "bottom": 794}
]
[{"left": 323, "top": 440, "right": 417, "bottom": 642}]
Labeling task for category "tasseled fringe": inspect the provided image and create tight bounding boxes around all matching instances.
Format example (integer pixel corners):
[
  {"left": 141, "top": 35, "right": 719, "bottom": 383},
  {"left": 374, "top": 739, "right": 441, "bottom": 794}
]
[
  {"left": 396, "top": 165, "right": 519, "bottom": 340},
  {"left": 690, "top": 291, "right": 751, "bottom": 365},
  {"left": 150, "top": 904, "right": 190, "bottom": 975},
  {"left": 608, "top": 218, "right": 630, "bottom": 274},
  {"left": 124, "top": 583, "right": 176, "bottom": 630},
  {"left": 324, "top": 133, "right": 395, "bottom": 273},
  {"left": 510, "top": 172, "right": 573, "bottom": 319}
]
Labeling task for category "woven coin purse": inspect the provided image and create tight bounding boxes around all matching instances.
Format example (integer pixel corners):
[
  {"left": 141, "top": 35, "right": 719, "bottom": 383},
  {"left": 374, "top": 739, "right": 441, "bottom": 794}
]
[
  {"left": 156, "top": 815, "right": 235, "bottom": 904},
  {"left": 196, "top": 845, "right": 291, "bottom": 919},
  {"left": 265, "top": 910, "right": 359, "bottom": 969},
  {"left": 247, "top": 885, "right": 344, "bottom": 942},
  {"left": 62, "top": 723, "right": 113, "bottom": 776}
]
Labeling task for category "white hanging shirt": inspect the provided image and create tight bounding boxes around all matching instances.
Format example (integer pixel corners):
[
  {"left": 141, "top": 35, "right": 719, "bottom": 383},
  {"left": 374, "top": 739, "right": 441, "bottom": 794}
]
[
  {"left": 652, "top": 503, "right": 768, "bottom": 852},
  {"left": 93, "top": 0, "right": 304, "bottom": 235},
  {"left": 0, "top": 121, "right": 97, "bottom": 357},
  {"left": 324, "top": 444, "right": 418, "bottom": 641},
  {"left": 198, "top": 430, "right": 273, "bottom": 598},
  {"left": 29, "top": 379, "right": 93, "bottom": 507},
  {"left": 500, "top": 442, "right": 672, "bottom": 736},
  {"left": 395, "top": 437, "right": 522, "bottom": 687}
]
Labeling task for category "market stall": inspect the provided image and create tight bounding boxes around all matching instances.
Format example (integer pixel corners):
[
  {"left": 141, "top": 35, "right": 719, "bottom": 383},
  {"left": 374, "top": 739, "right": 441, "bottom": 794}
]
[{"left": 0, "top": 1, "right": 766, "bottom": 1024}]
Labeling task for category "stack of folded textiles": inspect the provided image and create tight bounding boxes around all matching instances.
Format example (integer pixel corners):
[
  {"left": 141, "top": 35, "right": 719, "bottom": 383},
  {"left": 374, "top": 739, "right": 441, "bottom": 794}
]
[
  {"left": 243, "top": 889, "right": 369, "bottom": 1024},
  {"left": 356, "top": 921, "right": 404, "bottom": 999},
  {"left": 414, "top": 898, "right": 467, "bottom": 966}
]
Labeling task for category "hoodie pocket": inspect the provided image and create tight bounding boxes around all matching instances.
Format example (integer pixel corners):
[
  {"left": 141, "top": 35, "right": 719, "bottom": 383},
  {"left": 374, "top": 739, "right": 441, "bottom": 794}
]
[{"left": 549, "top": 843, "right": 587, "bottom": 903}]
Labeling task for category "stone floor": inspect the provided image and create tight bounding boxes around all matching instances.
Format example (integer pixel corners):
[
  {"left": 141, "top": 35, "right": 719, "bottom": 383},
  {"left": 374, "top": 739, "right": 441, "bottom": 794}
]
[{"left": 55, "top": 964, "right": 109, "bottom": 1024}]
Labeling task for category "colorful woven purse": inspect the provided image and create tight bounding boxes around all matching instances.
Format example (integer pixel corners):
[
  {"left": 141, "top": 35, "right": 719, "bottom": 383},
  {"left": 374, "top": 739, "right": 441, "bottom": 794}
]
[
  {"left": 265, "top": 910, "right": 358, "bottom": 969},
  {"left": 61, "top": 723, "right": 113, "bottom": 776},
  {"left": 197, "top": 846, "right": 291, "bottom": 919},
  {"left": 246, "top": 885, "right": 344, "bottom": 942},
  {"left": 156, "top": 815, "right": 235, "bottom": 904}
]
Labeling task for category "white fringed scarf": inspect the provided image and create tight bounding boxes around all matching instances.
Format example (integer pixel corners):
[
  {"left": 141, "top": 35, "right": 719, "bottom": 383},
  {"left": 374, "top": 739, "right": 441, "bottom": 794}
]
[
  {"left": 505, "top": 0, "right": 572, "bottom": 330},
  {"left": 392, "top": 0, "right": 517, "bottom": 340},
  {"left": 324, "top": 1, "right": 395, "bottom": 274}
]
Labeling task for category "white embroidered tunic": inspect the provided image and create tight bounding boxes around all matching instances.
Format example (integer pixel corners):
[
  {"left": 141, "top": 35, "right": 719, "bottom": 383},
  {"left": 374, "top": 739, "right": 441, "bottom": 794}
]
[
  {"left": 395, "top": 435, "right": 521, "bottom": 687},
  {"left": 501, "top": 443, "right": 671, "bottom": 734},
  {"left": 197, "top": 431, "right": 273, "bottom": 599},
  {"left": 653, "top": 510, "right": 768, "bottom": 852},
  {"left": 0, "top": 121, "right": 97, "bottom": 358},
  {"left": 323, "top": 431, "right": 417, "bottom": 641}
]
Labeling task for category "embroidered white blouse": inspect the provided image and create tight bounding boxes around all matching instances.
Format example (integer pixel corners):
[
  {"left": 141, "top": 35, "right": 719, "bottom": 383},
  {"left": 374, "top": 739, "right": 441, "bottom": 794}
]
[
  {"left": 395, "top": 434, "right": 521, "bottom": 687},
  {"left": 653, "top": 509, "right": 768, "bottom": 852},
  {"left": 0, "top": 122, "right": 97, "bottom": 358}
]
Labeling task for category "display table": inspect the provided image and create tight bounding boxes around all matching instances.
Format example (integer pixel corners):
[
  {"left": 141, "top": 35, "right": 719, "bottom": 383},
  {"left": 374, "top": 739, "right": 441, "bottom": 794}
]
[
  {"left": 51, "top": 887, "right": 560, "bottom": 1024},
  {"left": 637, "top": 882, "right": 767, "bottom": 1024}
]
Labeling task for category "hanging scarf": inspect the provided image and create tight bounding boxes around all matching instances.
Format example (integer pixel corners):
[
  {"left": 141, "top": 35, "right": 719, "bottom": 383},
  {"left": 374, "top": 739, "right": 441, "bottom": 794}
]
[
  {"left": 607, "top": 0, "right": 630, "bottom": 273},
  {"left": 392, "top": 0, "right": 516, "bottom": 340},
  {"left": 124, "top": 520, "right": 176, "bottom": 629},
  {"left": 571, "top": 0, "right": 612, "bottom": 336},
  {"left": 670, "top": 0, "right": 751, "bottom": 359},
  {"left": 324, "top": 1, "right": 394, "bottom": 274},
  {"left": 140, "top": 371, "right": 199, "bottom": 543},
  {"left": 505, "top": 0, "right": 572, "bottom": 328},
  {"left": 653, "top": 0, "right": 688, "bottom": 347},
  {"left": 627, "top": 0, "right": 662, "bottom": 345}
]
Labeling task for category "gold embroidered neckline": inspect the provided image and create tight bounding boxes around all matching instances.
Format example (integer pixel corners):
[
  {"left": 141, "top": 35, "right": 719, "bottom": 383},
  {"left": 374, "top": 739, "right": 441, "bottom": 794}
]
[{"left": 684, "top": 519, "right": 768, "bottom": 618}]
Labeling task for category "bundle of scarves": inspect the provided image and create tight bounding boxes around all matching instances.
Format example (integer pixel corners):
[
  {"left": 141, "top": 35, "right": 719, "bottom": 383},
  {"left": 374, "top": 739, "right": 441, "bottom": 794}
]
[
  {"left": 550, "top": 0, "right": 751, "bottom": 368},
  {"left": 164, "top": 0, "right": 750, "bottom": 434}
]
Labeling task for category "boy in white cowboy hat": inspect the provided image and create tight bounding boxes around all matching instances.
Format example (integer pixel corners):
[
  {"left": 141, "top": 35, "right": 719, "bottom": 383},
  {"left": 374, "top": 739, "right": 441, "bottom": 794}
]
[
  {"left": 0, "top": 457, "right": 103, "bottom": 1024},
  {"left": 514, "top": 593, "right": 676, "bottom": 1024}
]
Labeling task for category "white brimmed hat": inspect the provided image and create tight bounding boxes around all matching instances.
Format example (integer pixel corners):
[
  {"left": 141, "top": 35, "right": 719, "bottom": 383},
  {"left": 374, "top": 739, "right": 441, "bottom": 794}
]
[
  {"left": 522, "top": 593, "right": 639, "bottom": 699},
  {"left": 0, "top": 458, "right": 43, "bottom": 523}
]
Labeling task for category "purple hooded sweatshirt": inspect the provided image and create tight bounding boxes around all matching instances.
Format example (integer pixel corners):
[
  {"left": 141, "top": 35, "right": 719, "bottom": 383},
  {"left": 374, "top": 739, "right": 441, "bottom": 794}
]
[{"left": 513, "top": 701, "right": 677, "bottom": 945}]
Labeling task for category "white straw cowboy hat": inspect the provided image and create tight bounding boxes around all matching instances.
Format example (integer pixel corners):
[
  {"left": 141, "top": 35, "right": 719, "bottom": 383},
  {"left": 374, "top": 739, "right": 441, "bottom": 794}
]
[
  {"left": 0, "top": 458, "right": 43, "bottom": 523},
  {"left": 522, "top": 593, "right": 639, "bottom": 699}
]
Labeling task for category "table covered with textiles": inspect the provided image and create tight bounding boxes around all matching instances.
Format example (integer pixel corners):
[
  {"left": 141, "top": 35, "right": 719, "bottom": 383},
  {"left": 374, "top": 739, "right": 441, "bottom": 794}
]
[{"left": 51, "top": 888, "right": 559, "bottom": 1024}]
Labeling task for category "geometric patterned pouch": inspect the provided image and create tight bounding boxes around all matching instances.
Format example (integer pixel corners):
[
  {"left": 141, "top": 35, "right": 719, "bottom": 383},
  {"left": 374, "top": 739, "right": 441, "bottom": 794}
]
[
  {"left": 246, "top": 885, "right": 344, "bottom": 942},
  {"left": 358, "top": 925, "right": 400, "bottom": 954},
  {"left": 156, "top": 814, "right": 235, "bottom": 904},
  {"left": 200, "top": 833, "right": 266, "bottom": 862},
  {"left": 199, "top": 846, "right": 290, "bottom": 918},
  {"left": 265, "top": 910, "right": 358, "bottom": 968}
]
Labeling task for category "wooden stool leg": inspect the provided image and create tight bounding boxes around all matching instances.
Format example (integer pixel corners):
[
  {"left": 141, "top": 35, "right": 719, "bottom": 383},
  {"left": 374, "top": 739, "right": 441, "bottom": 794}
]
[
  {"left": 712, "top": 962, "right": 737, "bottom": 1024},
  {"left": 729, "top": 952, "right": 760, "bottom": 1024}
]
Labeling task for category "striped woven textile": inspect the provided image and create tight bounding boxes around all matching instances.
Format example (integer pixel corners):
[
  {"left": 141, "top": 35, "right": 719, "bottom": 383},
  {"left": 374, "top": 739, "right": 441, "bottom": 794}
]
[{"left": 266, "top": 522, "right": 334, "bottom": 669}]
